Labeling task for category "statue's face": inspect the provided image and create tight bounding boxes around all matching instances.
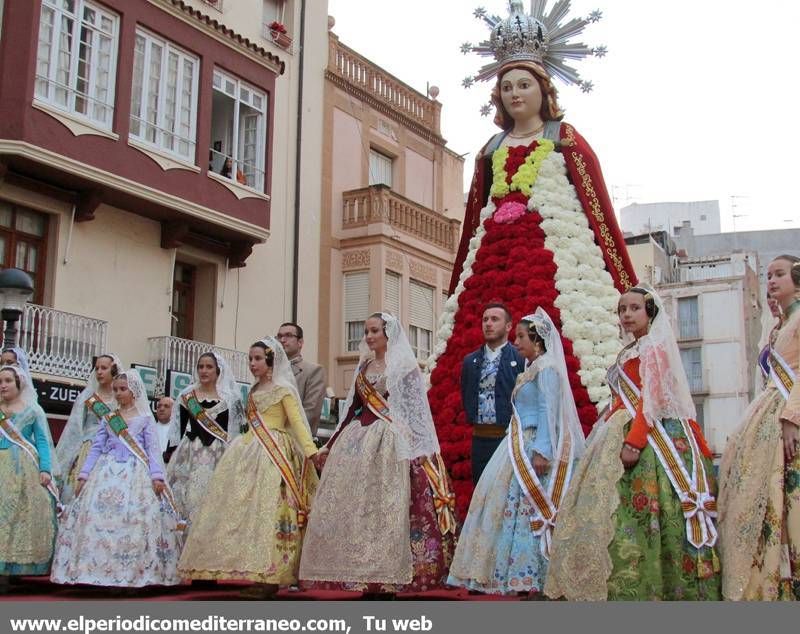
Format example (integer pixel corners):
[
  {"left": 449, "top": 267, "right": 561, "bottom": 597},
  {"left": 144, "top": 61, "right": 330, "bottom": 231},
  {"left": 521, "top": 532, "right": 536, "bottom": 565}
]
[{"left": 499, "top": 68, "right": 542, "bottom": 124}]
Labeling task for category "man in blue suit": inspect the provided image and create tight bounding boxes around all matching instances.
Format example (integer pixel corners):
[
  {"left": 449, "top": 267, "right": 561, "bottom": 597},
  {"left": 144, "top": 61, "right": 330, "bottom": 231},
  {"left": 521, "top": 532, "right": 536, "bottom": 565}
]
[{"left": 461, "top": 303, "right": 524, "bottom": 484}]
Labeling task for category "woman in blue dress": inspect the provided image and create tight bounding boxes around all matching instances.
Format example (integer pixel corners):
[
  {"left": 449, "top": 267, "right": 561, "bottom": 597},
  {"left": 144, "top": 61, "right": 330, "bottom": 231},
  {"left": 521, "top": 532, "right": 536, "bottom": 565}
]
[
  {"left": 447, "top": 308, "right": 585, "bottom": 597},
  {"left": 0, "top": 363, "right": 59, "bottom": 592}
]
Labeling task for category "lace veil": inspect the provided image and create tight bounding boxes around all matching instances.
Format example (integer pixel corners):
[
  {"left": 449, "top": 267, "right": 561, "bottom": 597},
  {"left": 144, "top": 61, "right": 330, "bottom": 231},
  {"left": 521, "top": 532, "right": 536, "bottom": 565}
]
[
  {"left": 635, "top": 284, "right": 696, "bottom": 425},
  {"left": 55, "top": 353, "right": 123, "bottom": 477},
  {"left": 521, "top": 307, "right": 586, "bottom": 459},
  {"left": 0, "top": 363, "right": 60, "bottom": 478},
  {"left": 2, "top": 346, "right": 30, "bottom": 374},
  {"left": 168, "top": 351, "right": 245, "bottom": 446},
  {"left": 257, "top": 336, "right": 312, "bottom": 436},
  {"left": 339, "top": 313, "right": 440, "bottom": 461}
]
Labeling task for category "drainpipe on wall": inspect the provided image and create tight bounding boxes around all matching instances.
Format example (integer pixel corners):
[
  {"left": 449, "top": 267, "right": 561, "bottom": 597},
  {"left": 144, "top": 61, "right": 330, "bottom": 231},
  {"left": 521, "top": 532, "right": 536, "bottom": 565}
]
[{"left": 290, "top": 0, "right": 307, "bottom": 322}]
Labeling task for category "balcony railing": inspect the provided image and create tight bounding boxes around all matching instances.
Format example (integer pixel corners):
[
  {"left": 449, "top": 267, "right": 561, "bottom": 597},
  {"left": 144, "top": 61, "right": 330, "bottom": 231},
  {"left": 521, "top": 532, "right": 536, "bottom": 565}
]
[
  {"left": 148, "top": 336, "right": 249, "bottom": 393},
  {"left": 328, "top": 37, "right": 441, "bottom": 136},
  {"left": 342, "top": 185, "right": 460, "bottom": 251},
  {"left": 10, "top": 304, "right": 109, "bottom": 380}
]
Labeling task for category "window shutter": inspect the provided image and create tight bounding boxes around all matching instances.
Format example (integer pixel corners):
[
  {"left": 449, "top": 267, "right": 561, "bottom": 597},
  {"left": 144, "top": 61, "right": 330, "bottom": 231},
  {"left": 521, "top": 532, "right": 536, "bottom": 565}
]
[
  {"left": 409, "top": 280, "right": 433, "bottom": 330},
  {"left": 384, "top": 271, "right": 401, "bottom": 318},
  {"left": 344, "top": 271, "right": 370, "bottom": 323}
]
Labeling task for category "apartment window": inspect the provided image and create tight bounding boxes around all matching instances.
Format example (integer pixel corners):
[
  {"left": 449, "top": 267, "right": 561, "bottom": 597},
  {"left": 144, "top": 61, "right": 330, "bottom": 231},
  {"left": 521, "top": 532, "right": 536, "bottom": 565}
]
[
  {"left": 369, "top": 149, "right": 393, "bottom": 187},
  {"left": 0, "top": 202, "right": 49, "bottom": 305},
  {"left": 384, "top": 271, "right": 401, "bottom": 318},
  {"left": 680, "top": 347, "right": 703, "bottom": 393},
  {"left": 263, "top": 0, "right": 287, "bottom": 24},
  {"left": 409, "top": 280, "right": 434, "bottom": 361},
  {"left": 210, "top": 69, "right": 267, "bottom": 191},
  {"left": 344, "top": 271, "right": 369, "bottom": 353},
  {"left": 693, "top": 398, "right": 705, "bottom": 434},
  {"left": 678, "top": 296, "right": 700, "bottom": 339},
  {"left": 35, "top": 0, "right": 118, "bottom": 129},
  {"left": 130, "top": 30, "right": 199, "bottom": 162},
  {"left": 171, "top": 262, "right": 196, "bottom": 340}
]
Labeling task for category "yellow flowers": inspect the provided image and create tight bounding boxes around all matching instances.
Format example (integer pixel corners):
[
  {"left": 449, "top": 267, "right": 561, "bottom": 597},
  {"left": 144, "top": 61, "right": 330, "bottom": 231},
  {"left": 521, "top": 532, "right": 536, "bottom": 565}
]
[{"left": 489, "top": 139, "right": 556, "bottom": 199}]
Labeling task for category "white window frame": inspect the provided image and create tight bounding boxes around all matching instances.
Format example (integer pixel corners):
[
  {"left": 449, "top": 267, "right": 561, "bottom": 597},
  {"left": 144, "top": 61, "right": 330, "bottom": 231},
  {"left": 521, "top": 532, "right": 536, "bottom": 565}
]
[
  {"left": 35, "top": 0, "right": 119, "bottom": 129},
  {"left": 678, "top": 295, "right": 700, "bottom": 340},
  {"left": 211, "top": 68, "right": 268, "bottom": 192},
  {"left": 263, "top": 0, "right": 287, "bottom": 25},
  {"left": 130, "top": 29, "right": 199, "bottom": 163},
  {"left": 680, "top": 346, "right": 703, "bottom": 393},
  {"left": 369, "top": 149, "right": 393, "bottom": 187}
]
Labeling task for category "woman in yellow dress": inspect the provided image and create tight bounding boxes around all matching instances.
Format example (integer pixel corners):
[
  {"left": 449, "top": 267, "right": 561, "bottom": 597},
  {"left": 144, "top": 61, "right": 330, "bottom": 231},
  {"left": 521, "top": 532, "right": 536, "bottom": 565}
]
[
  {"left": 719, "top": 254, "right": 800, "bottom": 600},
  {"left": 177, "top": 337, "right": 320, "bottom": 599}
]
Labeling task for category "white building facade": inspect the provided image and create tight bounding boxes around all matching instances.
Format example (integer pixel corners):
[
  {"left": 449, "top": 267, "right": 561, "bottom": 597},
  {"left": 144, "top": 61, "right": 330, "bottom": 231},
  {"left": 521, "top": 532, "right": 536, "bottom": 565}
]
[{"left": 656, "top": 253, "right": 761, "bottom": 459}]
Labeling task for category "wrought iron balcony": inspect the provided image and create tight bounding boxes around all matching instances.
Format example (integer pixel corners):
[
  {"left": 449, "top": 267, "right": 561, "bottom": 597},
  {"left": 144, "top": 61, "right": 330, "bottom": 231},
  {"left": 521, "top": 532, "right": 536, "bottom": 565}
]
[
  {"left": 148, "top": 335, "right": 249, "bottom": 393},
  {"left": 15, "top": 304, "right": 108, "bottom": 380}
]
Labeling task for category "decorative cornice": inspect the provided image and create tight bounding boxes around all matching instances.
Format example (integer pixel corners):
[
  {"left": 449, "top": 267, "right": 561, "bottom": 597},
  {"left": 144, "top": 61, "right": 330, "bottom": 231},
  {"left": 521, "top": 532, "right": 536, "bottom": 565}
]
[
  {"left": 342, "top": 249, "right": 371, "bottom": 270},
  {"left": 326, "top": 70, "right": 447, "bottom": 147},
  {"left": 152, "top": 0, "right": 285, "bottom": 75},
  {"left": 0, "top": 140, "right": 270, "bottom": 242}
]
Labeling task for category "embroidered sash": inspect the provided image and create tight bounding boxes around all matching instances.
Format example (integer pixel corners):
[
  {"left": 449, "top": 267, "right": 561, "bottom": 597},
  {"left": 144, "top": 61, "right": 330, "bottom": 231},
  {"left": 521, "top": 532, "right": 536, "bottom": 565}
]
[
  {"left": 768, "top": 347, "right": 796, "bottom": 402},
  {"left": 181, "top": 391, "right": 229, "bottom": 443},
  {"left": 85, "top": 394, "right": 186, "bottom": 530},
  {"left": 614, "top": 368, "right": 717, "bottom": 551},
  {"left": 355, "top": 367, "right": 457, "bottom": 535},
  {"left": 507, "top": 394, "right": 573, "bottom": 560},
  {"left": 246, "top": 393, "right": 311, "bottom": 528},
  {"left": 0, "top": 410, "right": 63, "bottom": 512}
]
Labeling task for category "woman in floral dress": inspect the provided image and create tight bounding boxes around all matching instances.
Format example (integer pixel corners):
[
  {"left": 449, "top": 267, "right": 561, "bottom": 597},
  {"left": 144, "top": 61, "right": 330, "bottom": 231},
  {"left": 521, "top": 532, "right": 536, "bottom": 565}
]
[
  {"left": 51, "top": 369, "right": 181, "bottom": 588},
  {"left": 545, "top": 287, "right": 721, "bottom": 600},
  {"left": 300, "top": 313, "right": 456, "bottom": 597},
  {"left": 178, "top": 338, "right": 319, "bottom": 599},
  {"left": 718, "top": 255, "right": 800, "bottom": 600}
]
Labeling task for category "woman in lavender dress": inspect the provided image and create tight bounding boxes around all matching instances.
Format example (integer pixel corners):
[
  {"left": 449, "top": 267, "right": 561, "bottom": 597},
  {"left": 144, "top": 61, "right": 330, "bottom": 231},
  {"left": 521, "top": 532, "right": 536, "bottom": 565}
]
[{"left": 51, "top": 369, "right": 181, "bottom": 588}]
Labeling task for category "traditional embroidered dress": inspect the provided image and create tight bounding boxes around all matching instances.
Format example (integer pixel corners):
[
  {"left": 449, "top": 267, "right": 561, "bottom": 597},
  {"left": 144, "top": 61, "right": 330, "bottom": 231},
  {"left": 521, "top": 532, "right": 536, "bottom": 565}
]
[
  {"left": 545, "top": 347, "right": 721, "bottom": 600},
  {"left": 167, "top": 398, "right": 229, "bottom": 524},
  {"left": 56, "top": 354, "right": 123, "bottom": 504},
  {"left": 57, "top": 407, "right": 104, "bottom": 504},
  {"left": 718, "top": 302, "right": 800, "bottom": 600},
  {"left": 51, "top": 412, "right": 181, "bottom": 587},
  {"left": 177, "top": 386, "right": 318, "bottom": 585},
  {"left": 166, "top": 354, "right": 244, "bottom": 527},
  {"left": 427, "top": 122, "right": 637, "bottom": 517},
  {"left": 0, "top": 403, "right": 57, "bottom": 575},
  {"left": 449, "top": 308, "right": 584, "bottom": 595},
  {"left": 449, "top": 368, "right": 557, "bottom": 593},
  {"left": 300, "top": 365, "right": 455, "bottom": 592}
]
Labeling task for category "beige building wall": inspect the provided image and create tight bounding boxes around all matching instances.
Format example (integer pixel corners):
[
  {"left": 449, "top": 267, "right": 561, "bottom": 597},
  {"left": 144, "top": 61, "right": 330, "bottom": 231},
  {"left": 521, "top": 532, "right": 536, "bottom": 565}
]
[{"left": 319, "top": 31, "right": 465, "bottom": 396}]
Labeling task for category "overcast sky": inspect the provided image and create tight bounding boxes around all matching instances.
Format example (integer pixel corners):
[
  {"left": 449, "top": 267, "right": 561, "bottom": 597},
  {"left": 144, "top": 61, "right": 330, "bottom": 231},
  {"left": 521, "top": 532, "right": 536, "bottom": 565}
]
[{"left": 326, "top": 0, "right": 800, "bottom": 233}]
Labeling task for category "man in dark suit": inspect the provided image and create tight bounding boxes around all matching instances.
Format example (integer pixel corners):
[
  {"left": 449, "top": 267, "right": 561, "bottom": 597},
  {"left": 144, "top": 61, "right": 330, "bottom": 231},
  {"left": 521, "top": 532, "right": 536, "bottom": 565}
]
[
  {"left": 277, "top": 322, "right": 327, "bottom": 438},
  {"left": 461, "top": 303, "right": 524, "bottom": 484}
]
